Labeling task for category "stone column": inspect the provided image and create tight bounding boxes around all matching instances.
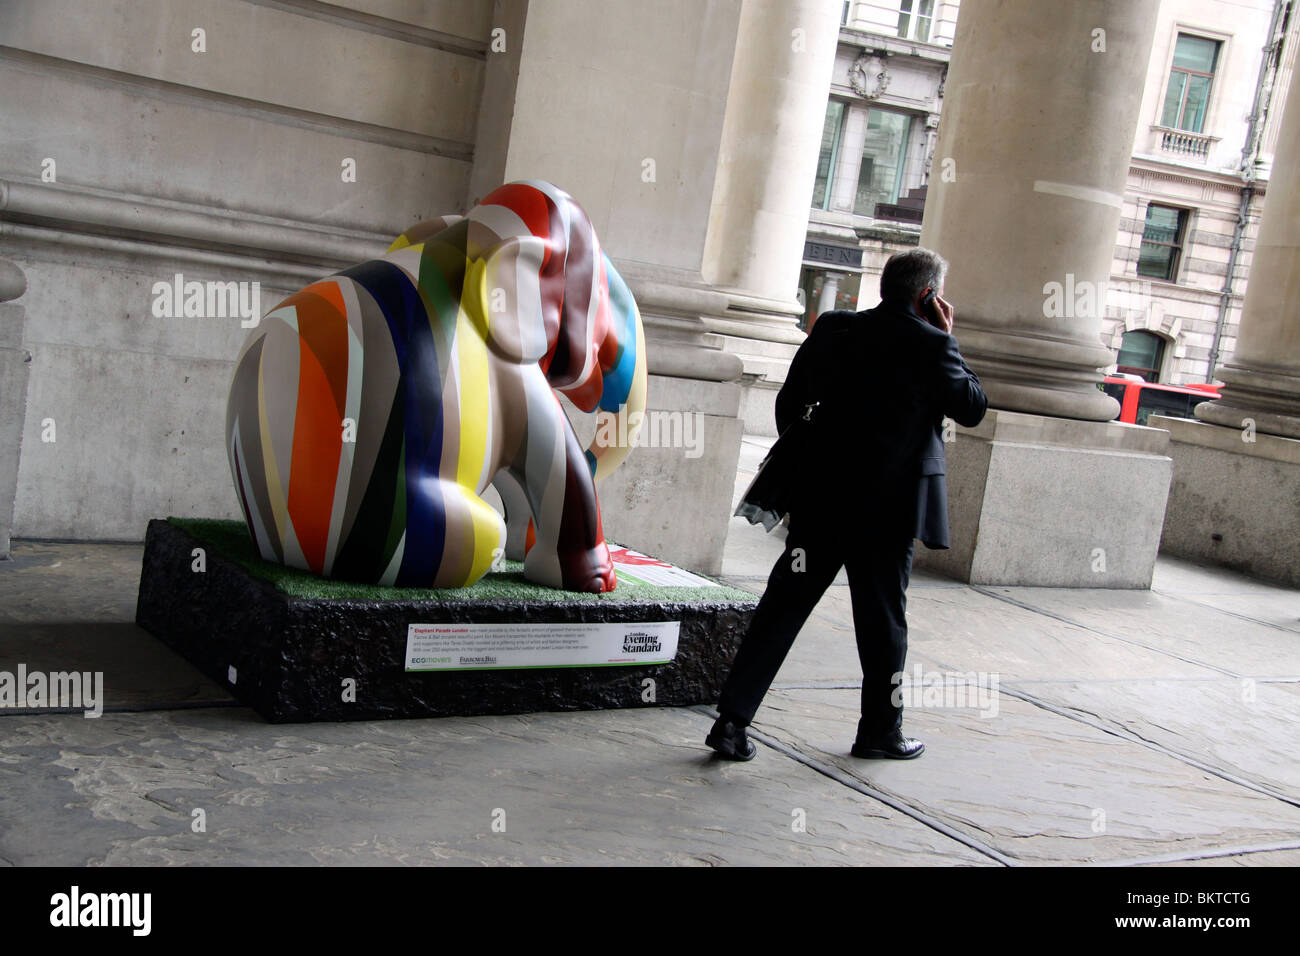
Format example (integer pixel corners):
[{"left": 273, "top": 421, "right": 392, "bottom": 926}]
[
  {"left": 702, "top": 0, "right": 840, "bottom": 315},
  {"left": 1195, "top": 64, "right": 1300, "bottom": 439},
  {"left": 467, "top": 0, "right": 749, "bottom": 574},
  {"left": 920, "top": 0, "right": 1161, "bottom": 421},
  {"left": 817, "top": 273, "right": 840, "bottom": 314},
  {"left": 698, "top": 0, "right": 841, "bottom": 434},
  {"left": 827, "top": 106, "right": 869, "bottom": 215},
  {"left": 1150, "top": 65, "right": 1300, "bottom": 588},
  {"left": 911, "top": 0, "right": 1176, "bottom": 589},
  {"left": 0, "top": 259, "right": 29, "bottom": 559}
]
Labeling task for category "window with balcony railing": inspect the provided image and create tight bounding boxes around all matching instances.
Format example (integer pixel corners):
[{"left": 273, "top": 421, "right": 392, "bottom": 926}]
[{"left": 1161, "top": 33, "right": 1220, "bottom": 133}]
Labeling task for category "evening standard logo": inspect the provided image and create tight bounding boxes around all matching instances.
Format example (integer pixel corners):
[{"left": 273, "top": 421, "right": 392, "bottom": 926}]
[
  {"left": 622, "top": 631, "right": 662, "bottom": 654},
  {"left": 459, "top": 656, "right": 496, "bottom": 666},
  {"left": 0, "top": 665, "right": 103, "bottom": 718},
  {"left": 50, "top": 886, "right": 151, "bottom": 936}
]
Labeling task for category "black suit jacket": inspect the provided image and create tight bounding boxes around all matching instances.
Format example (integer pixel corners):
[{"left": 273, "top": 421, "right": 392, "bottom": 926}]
[{"left": 775, "top": 301, "right": 988, "bottom": 549}]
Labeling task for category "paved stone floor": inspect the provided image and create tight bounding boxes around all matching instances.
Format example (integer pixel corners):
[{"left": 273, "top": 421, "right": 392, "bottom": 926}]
[{"left": 0, "top": 435, "right": 1296, "bottom": 866}]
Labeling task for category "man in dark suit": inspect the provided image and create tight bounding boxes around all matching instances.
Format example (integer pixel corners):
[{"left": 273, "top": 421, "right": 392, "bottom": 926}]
[{"left": 707, "top": 248, "right": 988, "bottom": 761}]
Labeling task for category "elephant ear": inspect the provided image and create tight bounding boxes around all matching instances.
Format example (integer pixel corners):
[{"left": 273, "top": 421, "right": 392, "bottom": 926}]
[
  {"left": 473, "top": 233, "right": 557, "bottom": 365},
  {"left": 387, "top": 215, "right": 464, "bottom": 253}
]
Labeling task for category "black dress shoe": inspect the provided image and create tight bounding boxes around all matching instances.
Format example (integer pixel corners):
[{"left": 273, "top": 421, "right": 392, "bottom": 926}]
[
  {"left": 706, "top": 716, "right": 756, "bottom": 761},
  {"left": 850, "top": 729, "right": 924, "bottom": 760}
]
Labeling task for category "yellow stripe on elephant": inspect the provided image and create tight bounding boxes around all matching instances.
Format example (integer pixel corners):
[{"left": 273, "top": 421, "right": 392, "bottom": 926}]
[
  {"left": 455, "top": 283, "right": 498, "bottom": 585},
  {"left": 463, "top": 492, "right": 503, "bottom": 585},
  {"left": 453, "top": 308, "right": 492, "bottom": 490}
]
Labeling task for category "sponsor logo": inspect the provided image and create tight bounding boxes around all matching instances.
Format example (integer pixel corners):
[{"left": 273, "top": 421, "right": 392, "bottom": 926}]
[{"left": 622, "top": 631, "right": 663, "bottom": 655}]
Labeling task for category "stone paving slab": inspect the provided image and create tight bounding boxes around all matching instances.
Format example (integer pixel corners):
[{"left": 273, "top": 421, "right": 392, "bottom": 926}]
[
  {"left": 0, "top": 542, "right": 143, "bottom": 623},
  {"left": 1152, "top": 557, "right": 1300, "bottom": 634},
  {"left": 0, "top": 621, "right": 236, "bottom": 713},
  {"left": 0, "top": 706, "right": 991, "bottom": 867},
  {"left": 0, "top": 542, "right": 236, "bottom": 712},
  {"left": 750, "top": 686, "right": 1300, "bottom": 865},
  {"left": 978, "top": 585, "right": 1299, "bottom": 677},
  {"left": 1008, "top": 678, "right": 1300, "bottom": 801},
  {"left": 818, "top": 586, "right": 1225, "bottom": 682},
  {"left": 3, "top": 502, "right": 1298, "bottom": 868}
]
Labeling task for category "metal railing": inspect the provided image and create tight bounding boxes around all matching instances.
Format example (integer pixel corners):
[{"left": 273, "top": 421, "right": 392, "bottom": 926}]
[{"left": 1153, "top": 126, "right": 1216, "bottom": 161}]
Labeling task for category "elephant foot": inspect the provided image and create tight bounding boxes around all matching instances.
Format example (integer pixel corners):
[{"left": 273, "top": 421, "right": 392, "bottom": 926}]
[{"left": 559, "top": 543, "right": 617, "bottom": 593}]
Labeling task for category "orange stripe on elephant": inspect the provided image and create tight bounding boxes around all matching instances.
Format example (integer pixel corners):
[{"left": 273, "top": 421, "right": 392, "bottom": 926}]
[{"left": 287, "top": 286, "right": 348, "bottom": 572}]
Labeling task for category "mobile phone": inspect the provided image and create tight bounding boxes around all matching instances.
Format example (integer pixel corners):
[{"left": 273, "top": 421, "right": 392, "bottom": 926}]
[{"left": 920, "top": 288, "right": 938, "bottom": 321}]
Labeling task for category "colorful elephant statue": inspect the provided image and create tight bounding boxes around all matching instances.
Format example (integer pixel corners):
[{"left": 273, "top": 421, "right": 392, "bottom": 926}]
[{"left": 225, "top": 181, "right": 647, "bottom": 592}]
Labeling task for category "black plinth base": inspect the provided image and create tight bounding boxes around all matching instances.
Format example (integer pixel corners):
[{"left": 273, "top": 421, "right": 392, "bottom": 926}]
[{"left": 135, "top": 519, "right": 756, "bottom": 723}]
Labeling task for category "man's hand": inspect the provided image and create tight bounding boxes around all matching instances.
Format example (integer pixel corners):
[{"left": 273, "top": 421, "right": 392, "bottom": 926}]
[{"left": 930, "top": 294, "right": 954, "bottom": 335}]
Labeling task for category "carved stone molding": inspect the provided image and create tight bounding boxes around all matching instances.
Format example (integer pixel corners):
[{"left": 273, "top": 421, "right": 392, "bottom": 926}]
[{"left": 849, "top": 51, "right": 891, "bottom": 100}]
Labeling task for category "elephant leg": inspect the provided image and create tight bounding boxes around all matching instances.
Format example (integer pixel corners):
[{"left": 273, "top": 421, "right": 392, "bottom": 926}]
[
  {"left": 491, "top": 469, "right": 533, "bottom": 562},
  {"left": 426, "top": 478, "right": 507, "bottom": 589},
  {"left": 506, "top": 371, "right": 616, "bottom": 593}
]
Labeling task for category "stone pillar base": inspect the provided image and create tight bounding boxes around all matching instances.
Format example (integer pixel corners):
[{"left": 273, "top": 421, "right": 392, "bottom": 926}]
[
  {"left": 738, "top": 375, "right": 783, "bottom": 437},
  {"left": 913, "top": 410, "right": 1172, "bottom": 588},
  {"left": 1150, "top": 415, "right": 1300, "bottom": 588},
  {"left": 564, "top": 373, "right": 744, "bottom": 577},
  {"left": 708, "top": 332, "right": 799, "bottom": 438},
  {"left": 0, "top": 261, "right": 29, "bottom": 560}
]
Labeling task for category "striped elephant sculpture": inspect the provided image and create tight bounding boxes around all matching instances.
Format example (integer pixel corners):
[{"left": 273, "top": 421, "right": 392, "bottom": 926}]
[{"left": 225, "top": 181, "right": 647, "bottom": 592}]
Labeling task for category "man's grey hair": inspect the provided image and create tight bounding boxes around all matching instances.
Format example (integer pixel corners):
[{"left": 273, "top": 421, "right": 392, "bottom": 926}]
[{"left": 880, "top": 248, "right": 948, "bottom": 304}]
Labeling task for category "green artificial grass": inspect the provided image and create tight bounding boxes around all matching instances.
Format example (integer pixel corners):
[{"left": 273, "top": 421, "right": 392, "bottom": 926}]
[{"left": 169, "top": 518, "right": 756, "bottom": 604}]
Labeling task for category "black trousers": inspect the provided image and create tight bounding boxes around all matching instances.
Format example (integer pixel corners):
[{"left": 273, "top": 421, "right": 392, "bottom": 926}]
[{"left": 717, "top": 512, "right": 916, "bottom": 742}]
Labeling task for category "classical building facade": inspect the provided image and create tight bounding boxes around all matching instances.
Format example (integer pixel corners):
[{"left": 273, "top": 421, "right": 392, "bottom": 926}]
[
  {"left": 800, "top": 1, "right": 959, "bottom": 336},
  {"left": 2, "top": 0, "right": 1295, "bottom": 586},
  {"left": 0, "top": 0, "right": 842, "bottom": 574},
  {"left": 1104, "top": 0, "right": 1298, "bottom": 387},
  {"left": 792, "top": 0, "right": 1296, "bottom": 403}
]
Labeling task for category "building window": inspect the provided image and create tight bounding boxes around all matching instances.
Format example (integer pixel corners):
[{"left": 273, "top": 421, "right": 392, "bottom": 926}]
[
  {"left": 855, "top": 108, "right": 912, "bottom": 215},
  {"left": 811, "top": 101, "right": 846, "bottom": 210},
  {"left": 1160, "top": 34, "right": 1220, "bottom": 132},
  {"left": 898, "top": 0, "right": 935, "bottom": 42},
  {"left": 1136, "top": 204, "right": 1188, "bottom": 281},
  {"left": 799, "top": 268, "right": 862, "bottom": 331},
  {"left": 1116, "top": 330, "right": 1166, "bottom": 382},
  {"left": 842, "top": 1, "right": 851, "bottom": 27}
]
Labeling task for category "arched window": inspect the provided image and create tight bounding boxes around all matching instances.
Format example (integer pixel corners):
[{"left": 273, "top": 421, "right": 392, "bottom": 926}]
[{"left": 1116, "top": 330, "right": 1166, "bottom": 382}]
